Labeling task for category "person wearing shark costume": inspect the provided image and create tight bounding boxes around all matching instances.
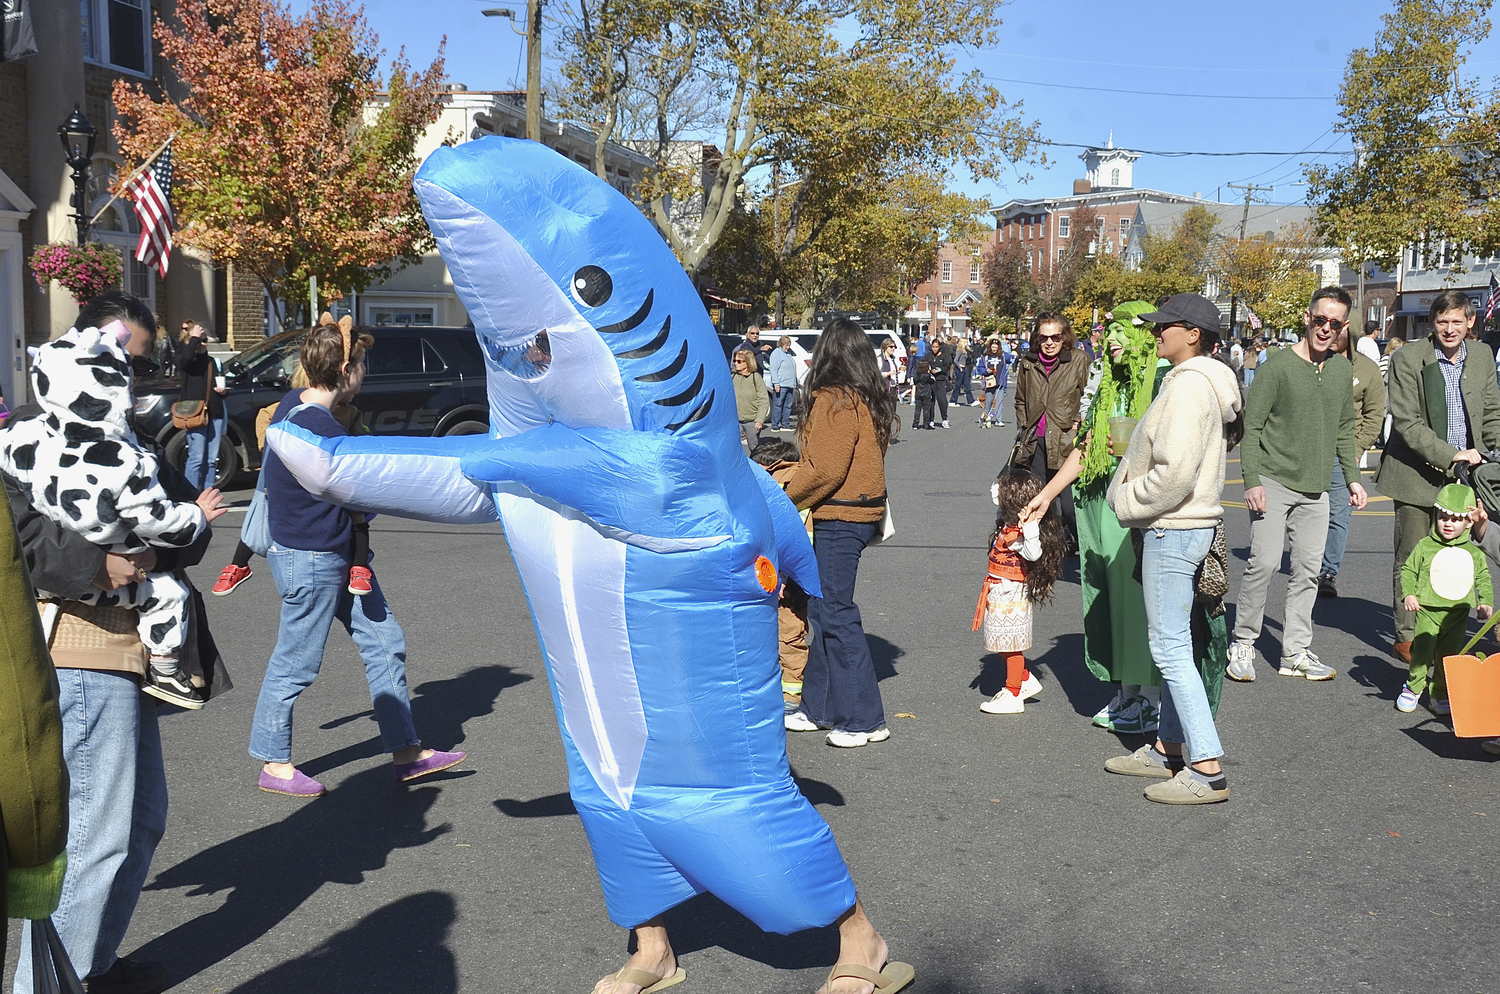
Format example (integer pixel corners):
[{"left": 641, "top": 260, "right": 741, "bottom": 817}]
[{"left": 265, "top": 138, "right": 911, "bottom": 994}]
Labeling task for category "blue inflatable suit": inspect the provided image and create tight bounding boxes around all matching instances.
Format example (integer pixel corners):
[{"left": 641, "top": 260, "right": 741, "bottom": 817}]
[{"left": 267, "top": 137, "right": 857, "bottom": 931}]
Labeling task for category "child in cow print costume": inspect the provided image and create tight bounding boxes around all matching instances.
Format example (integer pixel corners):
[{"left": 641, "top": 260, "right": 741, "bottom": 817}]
[{"left": 0, "top": 321, "right": 221, "bottom": 708}]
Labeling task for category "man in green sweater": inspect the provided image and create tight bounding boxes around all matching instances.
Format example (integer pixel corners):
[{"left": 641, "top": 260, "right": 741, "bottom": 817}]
[{"left": 1228, "top": 286, "right": 1367, "bottom": 682}]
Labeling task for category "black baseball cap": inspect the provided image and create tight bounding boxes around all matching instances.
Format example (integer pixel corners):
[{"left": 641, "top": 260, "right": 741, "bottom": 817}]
[{"left": 1140, "top": 293, "right": 1223, "bottom": 336}]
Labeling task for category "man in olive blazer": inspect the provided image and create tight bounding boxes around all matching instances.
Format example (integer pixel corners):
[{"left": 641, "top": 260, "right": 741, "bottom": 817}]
[{"left": 1375, "top": 293, "right": 1500, "bottom": 659}]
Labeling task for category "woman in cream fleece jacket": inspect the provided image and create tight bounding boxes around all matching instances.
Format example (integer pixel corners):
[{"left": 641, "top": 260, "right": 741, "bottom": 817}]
[{"left": 1103, "top": 295, "right": 1244, "bottom": 806}]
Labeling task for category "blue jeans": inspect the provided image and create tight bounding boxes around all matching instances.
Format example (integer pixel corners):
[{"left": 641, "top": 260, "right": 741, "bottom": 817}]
[
  {"left": 14, "top": 669, "right": 168, "bottom": 990},
  {"left": 801, "top": 519, "right": 885, "bottom": 734},
  {"left": 770, "top": 386, "right": 796, "bottom": 428},
  {"left": 250, "top": 544, "right": 420, "bottom": 763},
  {"left": 1142, "top": 526, "right": 1224, "bottom": 763},
  {"left": 949, "top": 369, "right": 974, "bottom": 404},
  {"left": 183, "top": 409, "right": 227, "bottom": 490},
  {"left": 982, "top": 388, "right": 1002, "bottom": 421},
  {"left": 1321, "top": 457, "right": 1351, "bottom": 577}
]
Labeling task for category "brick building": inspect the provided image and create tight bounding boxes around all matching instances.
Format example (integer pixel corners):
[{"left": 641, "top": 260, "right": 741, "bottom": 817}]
[{"left": 906, "top": 239, "right": 987, "bottom": 338}]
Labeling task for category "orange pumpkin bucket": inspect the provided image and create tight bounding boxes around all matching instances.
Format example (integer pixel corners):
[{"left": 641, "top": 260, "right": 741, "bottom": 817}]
[{"left": 1444, "top": 615, "right": 1500, "bottom": 738}]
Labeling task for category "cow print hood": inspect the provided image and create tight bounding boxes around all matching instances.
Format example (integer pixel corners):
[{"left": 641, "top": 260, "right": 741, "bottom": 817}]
[{"left": 28, "top": 323, "right": 139, "bottom": 445}]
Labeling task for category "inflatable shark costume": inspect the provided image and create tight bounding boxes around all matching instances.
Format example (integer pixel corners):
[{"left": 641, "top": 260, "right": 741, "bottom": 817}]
[{"left": 267, "top": 138, "right": 857, "bottom": 931}]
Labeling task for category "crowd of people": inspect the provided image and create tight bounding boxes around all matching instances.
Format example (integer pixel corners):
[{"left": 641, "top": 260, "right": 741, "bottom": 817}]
[{"left": 3, "top": 280, "right": 1498, "bottom": 994}]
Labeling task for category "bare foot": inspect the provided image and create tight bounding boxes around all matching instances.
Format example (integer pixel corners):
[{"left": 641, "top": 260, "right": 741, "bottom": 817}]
[
  {"left": 816, "top": 900, "right": 890, "bottom": 994},
  {"left": 263, "top": 761, "right": 296, "bottom": 780},
  {"left": 392, "top": 745, "right": 433, "bottom": 766},
  {"left": 593, "top": 918, "right": 676, "bottom": 994}
]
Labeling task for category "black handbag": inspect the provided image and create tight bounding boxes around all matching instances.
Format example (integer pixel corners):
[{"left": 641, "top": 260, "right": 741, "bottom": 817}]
[{"left": 30, "top": 917, "right": 85, "bottom": 994}]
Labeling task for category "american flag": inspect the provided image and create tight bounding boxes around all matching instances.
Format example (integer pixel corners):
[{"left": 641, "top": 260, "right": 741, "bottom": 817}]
[
  {"left": 1487, "top": 272, "right": 1499, "bottom": 326},
  {"left": 125, "top": 143, "right": 174, "bottom": 279}
]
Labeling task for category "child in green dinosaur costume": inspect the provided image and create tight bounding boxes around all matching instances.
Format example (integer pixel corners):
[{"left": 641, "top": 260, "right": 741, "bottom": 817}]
[{"left": 1397, "top": 483, "right": 1494, "bottom": 714}]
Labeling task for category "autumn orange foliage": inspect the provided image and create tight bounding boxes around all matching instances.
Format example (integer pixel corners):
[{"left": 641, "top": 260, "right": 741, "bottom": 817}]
[{"left": 111, "top": 0, "right": 446, "bottom": 325}]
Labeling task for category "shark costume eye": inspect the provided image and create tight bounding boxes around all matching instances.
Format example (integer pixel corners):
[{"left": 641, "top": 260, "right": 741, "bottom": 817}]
[{"left": 571, "top": 266, "right": 613, "bottom": 308}]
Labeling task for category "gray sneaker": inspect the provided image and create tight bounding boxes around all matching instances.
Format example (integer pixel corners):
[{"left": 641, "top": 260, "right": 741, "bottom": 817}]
[
  {"left": 1225, "top": 640, "right": 1256, "bottom": 682},
  {"left": 1104, "top": 744, "right": 1178, "bottom": 779},
  {"left": 1144, "top": 768, "right": 1229, "bottom": 805},
  {"left": 1278, "top": 650, "right": 1336, "bottom": 681}
]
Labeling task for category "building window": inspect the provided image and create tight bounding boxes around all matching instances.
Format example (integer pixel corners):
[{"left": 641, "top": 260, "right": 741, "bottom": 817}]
[
  {"left": 369, "top": 306, "right": 435, "bottom": 327},
  {"left": 1026, "top": 251, "right": 1034, "bottom": 272},
  {"left": 1110, "top": 168, "right": 1120, "bottom": 186},
  {"left": 1119, "top": 217, "right": 1130, "bottom": 236},
  {"left": 1058, "top": 215, "right": 1070, "bottom": 238},
  {"left": 970, "top": 261, "right": 980, "bottom": 283},
  {"left": 943, "top": 292, "right": 952, "bottom": 303},
  {"left": 941, "top": 260, "right": 952, "bottom": 283},
  {"left": 1058, "top": 247, "right": 1066, "bottom": 262},
  {"left": 81, "top": 0, "right": 151, "bottom": 76}
]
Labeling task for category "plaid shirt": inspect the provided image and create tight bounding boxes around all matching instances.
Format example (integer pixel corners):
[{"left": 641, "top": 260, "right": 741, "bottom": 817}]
[{"left": 1437, "top": 342, "right": 1470, "bottom": 449}]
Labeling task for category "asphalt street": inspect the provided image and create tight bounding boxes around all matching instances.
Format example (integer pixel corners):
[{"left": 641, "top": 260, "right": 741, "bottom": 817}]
[{"left": 8, "top": 398, "right": 1499, "bottom": 994}]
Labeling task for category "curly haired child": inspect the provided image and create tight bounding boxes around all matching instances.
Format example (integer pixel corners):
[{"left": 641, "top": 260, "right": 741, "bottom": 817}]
[{"left": 973, "top": 468, "right": 1068, "bottom": 713}]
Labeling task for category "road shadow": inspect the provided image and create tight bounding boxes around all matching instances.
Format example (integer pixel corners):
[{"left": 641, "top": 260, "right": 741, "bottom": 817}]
[
  {"left": 494, "top": 772, "right": 844, "bottom": 820},
  {"left": 1400, "top": 721, "right": 1500, "bottom": 763},
  {"left": 223, "top": 891, "right": 457, "bottom": 994},
  {"left": 1313, "top": 595, "right": 1396, "bottom": 653},
  {"left": 658, "top": 893, "right": 838, "bottom": 969},
  {"left": 1026, "top": 633, "right": 1100, "bottom": 718},
  {"left": 867, "top": 634, "right": 903, "bottom": 682},
  {"left": 302, "top": 664, "right": 529, "bottom": 779},
  {"left": 138, "top": 765, "right": 450, "bottom": 989},
  {"left": 1348, "top": 653, "right": 1407, "bottom": 701}
]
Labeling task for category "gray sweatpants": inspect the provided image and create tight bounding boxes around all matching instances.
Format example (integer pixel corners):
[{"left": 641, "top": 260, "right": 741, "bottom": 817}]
[{"left": 1232, "top": 476, "right": 1330, "bottom": 660}]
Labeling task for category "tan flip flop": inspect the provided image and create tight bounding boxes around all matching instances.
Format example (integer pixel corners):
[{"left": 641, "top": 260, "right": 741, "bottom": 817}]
[
  {"left": 824, "top": 961, "right": 915, "bottom": 994},
  {"left": 607, "top": 966, "right": 686, "bottom": 994}
]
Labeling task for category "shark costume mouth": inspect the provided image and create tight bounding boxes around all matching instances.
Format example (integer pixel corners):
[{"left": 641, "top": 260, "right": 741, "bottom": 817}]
[{"left": 483, "top": 329, "right": 553, "bottom": 379}]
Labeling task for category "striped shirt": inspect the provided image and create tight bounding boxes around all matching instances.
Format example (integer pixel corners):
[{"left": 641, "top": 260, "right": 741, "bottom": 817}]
[{"left": 1437, "top": 342, "right": 1469, "bottom": 449}]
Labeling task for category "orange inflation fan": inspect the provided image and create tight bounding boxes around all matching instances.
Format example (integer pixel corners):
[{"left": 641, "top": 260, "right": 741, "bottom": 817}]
[
  {"left": 1444, "top": 615, "right": 1500, "bottom": 738},
  {"left": 754, "top": 556, "right": 778, "bottom": 593}
]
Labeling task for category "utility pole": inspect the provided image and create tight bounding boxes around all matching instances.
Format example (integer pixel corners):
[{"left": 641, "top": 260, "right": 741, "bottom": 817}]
[
  {"left": 1224, "top": 182, "right": 1273, "bottom": 339},
  {"left": 526, "top": 0, "right": 543, "bottom": 142}
]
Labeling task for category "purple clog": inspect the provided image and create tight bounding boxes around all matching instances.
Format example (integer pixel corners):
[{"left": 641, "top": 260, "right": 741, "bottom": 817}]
[
  {"left": 258, "top": 768, "right": 326, "bottom": 797},
  {"left": 393, "top": 749, "right": 466, "bottom": 783}
]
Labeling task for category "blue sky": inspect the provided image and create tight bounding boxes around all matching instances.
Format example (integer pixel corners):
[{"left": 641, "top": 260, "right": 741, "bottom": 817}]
[{"left": 306, "top": 0, "right": 1500, "bottom": 209}]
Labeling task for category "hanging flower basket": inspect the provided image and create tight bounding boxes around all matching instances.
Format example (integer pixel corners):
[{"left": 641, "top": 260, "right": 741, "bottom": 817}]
[{"left": 28, "top": 242, "right": 123, "bottom": 303}]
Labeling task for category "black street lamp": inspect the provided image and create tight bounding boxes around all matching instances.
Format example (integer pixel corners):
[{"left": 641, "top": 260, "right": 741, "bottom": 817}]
[{"left": 58, "top": 103, "right": 97, "bottom": 247}]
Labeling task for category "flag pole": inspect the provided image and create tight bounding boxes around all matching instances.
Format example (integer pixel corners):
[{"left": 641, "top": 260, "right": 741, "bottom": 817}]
[{"left": 88, "top": 129, "right": 179, "bottom": 227}]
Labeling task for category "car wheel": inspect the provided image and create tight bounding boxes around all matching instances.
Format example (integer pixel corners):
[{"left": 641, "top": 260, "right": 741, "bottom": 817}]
[
  {"left": 443, "top": 419, "right": 489, "bottom": 436},
  {"left": 164, "top": 430, "right": 240, "bottom": 490}
]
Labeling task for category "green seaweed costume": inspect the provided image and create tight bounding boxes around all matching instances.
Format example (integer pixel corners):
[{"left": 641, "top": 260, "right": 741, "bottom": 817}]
[{"left": 1073, "top": 303, "right": 1228, "bottom": 713}]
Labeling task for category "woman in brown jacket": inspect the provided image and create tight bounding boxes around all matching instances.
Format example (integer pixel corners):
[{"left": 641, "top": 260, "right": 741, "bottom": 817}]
[
  {"left": 1013, "top": 313, "right": 1090, "bottom": 534},
  {"left": 784, "top": 318, "right": 898, "bottom": 748}
]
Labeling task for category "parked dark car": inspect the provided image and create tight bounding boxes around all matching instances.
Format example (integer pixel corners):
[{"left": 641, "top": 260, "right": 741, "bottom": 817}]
[{"left": 132, "top": 326, "right": 492, "bottom": 488}]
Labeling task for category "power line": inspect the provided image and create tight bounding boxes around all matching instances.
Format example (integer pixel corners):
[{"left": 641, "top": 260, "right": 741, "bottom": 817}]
[
  {"left": 977, "top": 74, "right": 1334, "bottom": 101},
  {"left": 984, "top": 51, "right": 1500, "bottom": 75}
]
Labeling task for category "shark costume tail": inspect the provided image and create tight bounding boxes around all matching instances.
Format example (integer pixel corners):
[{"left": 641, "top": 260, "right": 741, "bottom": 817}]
[{"left": 266, "top": 137, "right": 854, "bottom": 931}]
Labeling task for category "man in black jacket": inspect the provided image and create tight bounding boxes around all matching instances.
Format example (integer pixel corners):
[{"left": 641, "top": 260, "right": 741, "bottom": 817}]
[{"left": 3, "top": 291, "right": 225, "bottom": 994}]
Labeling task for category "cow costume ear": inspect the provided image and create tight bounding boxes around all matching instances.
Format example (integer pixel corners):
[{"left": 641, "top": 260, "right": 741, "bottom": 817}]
[{"left": 98, "top": 320, "right": 133, "bottom": 347}]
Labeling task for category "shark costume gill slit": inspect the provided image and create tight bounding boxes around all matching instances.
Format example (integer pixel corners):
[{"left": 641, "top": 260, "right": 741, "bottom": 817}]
[{"left": 266, "top": 137, "right": 858, "bottom": 932}]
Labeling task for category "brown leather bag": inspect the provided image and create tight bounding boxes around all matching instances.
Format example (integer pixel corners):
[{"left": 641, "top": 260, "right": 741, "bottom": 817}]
[{"left": 172, "top": 354, "right": 213, "bottom": 430}]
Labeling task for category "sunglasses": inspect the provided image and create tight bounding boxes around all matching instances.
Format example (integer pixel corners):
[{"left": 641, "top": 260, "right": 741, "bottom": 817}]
[
  {"left": 1309, "top": 315, "right": 1348, "bottom": 332},
  {"left": 1038, "top": 334, "right": 1064, "bottom": 343}
]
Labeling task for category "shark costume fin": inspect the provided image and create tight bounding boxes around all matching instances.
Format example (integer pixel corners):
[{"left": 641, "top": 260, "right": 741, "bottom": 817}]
[{"left": 749, "top": 463, "right": 822, "bottom": 598}]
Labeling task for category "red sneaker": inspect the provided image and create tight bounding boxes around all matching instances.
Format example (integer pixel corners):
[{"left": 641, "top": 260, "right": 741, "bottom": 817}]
[
  {"left": 212, "top": 564, "right": 253, "bottom": 596},
  {"left": 347, "top": 565, "right": 374, "bottom": 596}
]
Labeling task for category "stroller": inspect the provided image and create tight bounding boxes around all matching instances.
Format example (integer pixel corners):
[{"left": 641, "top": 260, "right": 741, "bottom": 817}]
[{"left": 1455, "top": 454, "right": 1500, "bottom": 520}]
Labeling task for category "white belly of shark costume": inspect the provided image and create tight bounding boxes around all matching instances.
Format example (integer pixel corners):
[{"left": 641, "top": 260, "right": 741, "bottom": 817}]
[{"left": 268, "top": 137, "right": 856, "bottom": 930}]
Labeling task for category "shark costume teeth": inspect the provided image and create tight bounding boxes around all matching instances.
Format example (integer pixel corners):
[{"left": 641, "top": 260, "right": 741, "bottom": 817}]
[{"left": 267, "top": 137, "right": 854, "bottom": 931}]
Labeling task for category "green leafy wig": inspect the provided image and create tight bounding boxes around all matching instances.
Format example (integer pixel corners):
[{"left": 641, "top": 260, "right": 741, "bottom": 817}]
[{"left": 1078, "top": 300, "right": 1157, "bottom": 487}]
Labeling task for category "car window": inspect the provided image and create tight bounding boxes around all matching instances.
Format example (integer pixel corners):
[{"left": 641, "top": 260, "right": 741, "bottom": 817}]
[
  {"left": 430, "top": 333, "right": 486, "bottom": 375},
  {"left": 366, "top": 334, "right": 425, "bottom": 376},
  {"left": 421, "top": 341, "right": 448, "bottom": 374},
  {"left": 241, "top": 334, "right": 305, "bottom": 382}
]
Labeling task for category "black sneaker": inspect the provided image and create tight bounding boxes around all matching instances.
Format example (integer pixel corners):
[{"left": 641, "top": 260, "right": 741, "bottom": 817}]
[
  {"left": 1318, "top": 572, "right": 1338, "bottom": 598},
  {"left": 142, "top": 667, "right": 205, "bottom": 710},
  {"left": 87, "top": 957, "right": 168, "bottom": 994}
]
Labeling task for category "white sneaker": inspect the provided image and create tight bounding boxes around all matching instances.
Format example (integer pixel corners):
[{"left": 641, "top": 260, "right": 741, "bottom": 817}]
[
  {"left": 994, "top": 420, "right": 1006, "bottom": 426},
  {"left": 1226, "top": 640, "right": 1256, "bottom": 682},
  {"left": 1019, "top": 672, "right": 1042, "bottom": 700},
  {"left": 980, "top": 689, "right": 1025, "bottom": 714},
  {"left": 1092, "top": 688, "right": 1125, "bottom": 728},
  {"left": 784, "top": 711, "right": 819, "bottom": 732},
  {"left": 826, "top": 727, "right": 890, "bottom": 748},
  {"left": 970, "top": 400, "right": 982, "bottom": 407},
  {"left": 941, "top": 420, "right": 951, "bottom": 428}
]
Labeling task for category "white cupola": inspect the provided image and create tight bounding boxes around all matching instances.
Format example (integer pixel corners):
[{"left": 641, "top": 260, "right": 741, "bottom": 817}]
[{"left": 1080, "top": 133, "right": 1140, "bottom": 191}]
